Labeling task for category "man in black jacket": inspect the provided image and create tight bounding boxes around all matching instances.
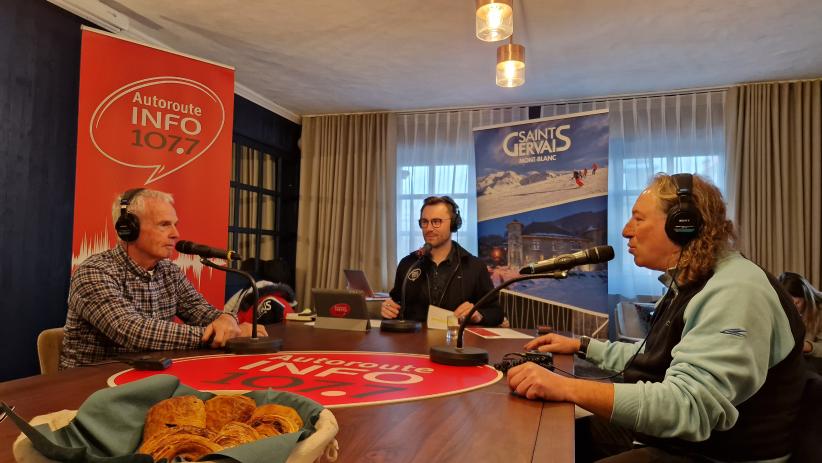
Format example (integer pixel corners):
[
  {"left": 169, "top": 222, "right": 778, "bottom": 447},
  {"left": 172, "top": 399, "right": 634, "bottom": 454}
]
[{"left": 380, "top": 196, "right": 502, "bottom": 326}]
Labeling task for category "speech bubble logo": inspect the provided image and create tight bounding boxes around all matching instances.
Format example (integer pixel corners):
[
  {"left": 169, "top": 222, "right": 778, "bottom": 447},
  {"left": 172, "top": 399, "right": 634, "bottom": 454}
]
[
  {"left": 330, "top": 303, "right": 352, "bottom": 318},
  {"left": 89, "top": 76, "right": 225, "bottom": 184}
]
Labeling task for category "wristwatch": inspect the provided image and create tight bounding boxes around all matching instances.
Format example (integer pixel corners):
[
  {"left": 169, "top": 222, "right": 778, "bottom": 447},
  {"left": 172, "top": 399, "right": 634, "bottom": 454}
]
[{"left": 577, "top": 335, "right": 591, "bottom": 359}]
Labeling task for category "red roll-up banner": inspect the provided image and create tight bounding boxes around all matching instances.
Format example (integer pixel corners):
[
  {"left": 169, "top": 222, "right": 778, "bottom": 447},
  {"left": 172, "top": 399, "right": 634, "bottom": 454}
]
[{"left": 72, "top": 27, "right": 235, "bottom": 306}]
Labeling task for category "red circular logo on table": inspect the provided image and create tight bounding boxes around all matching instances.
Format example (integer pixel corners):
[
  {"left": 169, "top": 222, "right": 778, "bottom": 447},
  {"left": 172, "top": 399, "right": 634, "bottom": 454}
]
[
  {"left": 109, "top": 352, "right": 502, "bottom": 408},
  {"left": 329, "top": 303, "right": 351, "bottom": 318}
]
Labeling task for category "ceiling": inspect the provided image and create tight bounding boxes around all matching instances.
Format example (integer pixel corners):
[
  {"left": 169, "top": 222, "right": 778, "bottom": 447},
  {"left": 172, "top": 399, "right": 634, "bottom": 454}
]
[{"left": 59, "top": 0, "right": 822, "bottom": 122}]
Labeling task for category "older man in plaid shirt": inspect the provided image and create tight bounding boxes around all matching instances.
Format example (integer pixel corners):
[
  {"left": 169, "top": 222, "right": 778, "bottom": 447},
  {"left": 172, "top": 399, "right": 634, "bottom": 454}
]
[{"left": 60, "top": 189, "right": 265, "bottom": 369}]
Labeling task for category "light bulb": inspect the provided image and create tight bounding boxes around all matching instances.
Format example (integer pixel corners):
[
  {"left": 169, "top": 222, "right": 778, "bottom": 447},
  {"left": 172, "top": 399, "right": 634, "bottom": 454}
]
[
  {"left": 476, "top": 0, "right": 513, "bottom": 42},
  {"left": 496, "top": 43, "right": 525, "bottom": 88}
]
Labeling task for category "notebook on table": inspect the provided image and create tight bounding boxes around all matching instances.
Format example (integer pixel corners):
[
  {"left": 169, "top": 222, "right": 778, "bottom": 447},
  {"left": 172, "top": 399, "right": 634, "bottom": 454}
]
[{"left": 343, "top": 269, "right": 390, "bottom": 299}]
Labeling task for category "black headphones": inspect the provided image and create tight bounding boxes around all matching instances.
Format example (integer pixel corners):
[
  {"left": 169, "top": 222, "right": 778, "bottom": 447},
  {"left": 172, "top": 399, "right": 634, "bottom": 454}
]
[
  {"left": 439, "top": 196, "right": 463, "bottom": 232},
  {"left": 115, "top": 188, "right": 144, "bottom": 242},
  {"left": 664, "top": 173, "right": 702, "bottom": 245}
]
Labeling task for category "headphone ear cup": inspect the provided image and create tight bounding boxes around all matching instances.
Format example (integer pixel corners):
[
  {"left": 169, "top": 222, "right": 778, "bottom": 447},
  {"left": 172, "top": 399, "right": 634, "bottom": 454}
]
[
  {"left": 116, "top": 212, "right": 141, "bottom": 242},
  {"left": 452, "top": 211, "right": 462, "bottom": 232},
  {"left": 665, "top": 204, "right": 700, "bottom": 245}
]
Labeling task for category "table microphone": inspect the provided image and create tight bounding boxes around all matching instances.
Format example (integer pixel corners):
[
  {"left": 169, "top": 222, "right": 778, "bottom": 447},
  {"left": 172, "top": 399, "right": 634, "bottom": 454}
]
[
  {"left": 181, "top": 250, "right": 283, "bottom": 354},
  {"left": 519, "top": 245, "right": 614, "bottom": 274},
  {"left": 381, "top": 243, "right": 431, "bottom": 332},
  {"left": 430, "top": 245, "right": 615, "bottom": 366}
]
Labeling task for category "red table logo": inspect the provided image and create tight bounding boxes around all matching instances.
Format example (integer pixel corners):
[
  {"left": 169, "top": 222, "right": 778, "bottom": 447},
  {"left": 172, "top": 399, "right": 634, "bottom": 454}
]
[
  {"left": 109, "top": 352, "right": 502, "bottom": 408},
  {"left": 330, "top": 303, "right": 351, "bottom": 318}
]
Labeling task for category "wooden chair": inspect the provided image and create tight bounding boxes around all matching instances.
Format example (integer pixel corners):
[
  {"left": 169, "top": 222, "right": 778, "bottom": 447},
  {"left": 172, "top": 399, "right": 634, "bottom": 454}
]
[
  {"left": 36, "top": 327, "right": 65, "bottom": 375},
  {"left": 790, "top": 369, "right": 822, "bottom": 462}
]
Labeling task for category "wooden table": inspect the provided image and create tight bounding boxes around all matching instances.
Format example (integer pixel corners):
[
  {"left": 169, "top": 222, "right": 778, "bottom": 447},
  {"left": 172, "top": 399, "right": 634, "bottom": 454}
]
[{"left": 0, "top": 323, "right": 574, "bottom": 463}]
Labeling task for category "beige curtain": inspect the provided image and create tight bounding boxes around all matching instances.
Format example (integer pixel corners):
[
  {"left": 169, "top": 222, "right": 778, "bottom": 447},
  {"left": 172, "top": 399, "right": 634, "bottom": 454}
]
[
  {"left": 726, "top": 79, "right": 822, "bottom": 288},
  {"left": 296, "top": 113, "right": 397, "bottom": 307}
]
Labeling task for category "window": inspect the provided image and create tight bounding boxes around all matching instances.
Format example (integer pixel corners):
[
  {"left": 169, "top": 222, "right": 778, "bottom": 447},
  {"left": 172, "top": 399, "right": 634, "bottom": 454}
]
[
  {"left": 397, "top": 164, "right": 470, "bottom": 256},
  {"left": 395, "top": 107, "right": 530, "bottom": 260},
  {"left": 228, "top": 137, "right": 288, "bottom": 264}
]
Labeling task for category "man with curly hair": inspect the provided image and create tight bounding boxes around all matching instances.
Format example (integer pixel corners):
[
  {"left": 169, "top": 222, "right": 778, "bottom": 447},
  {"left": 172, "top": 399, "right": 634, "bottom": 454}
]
[{"left": 507, "top": 174, "right": 806, "bottom": 462}]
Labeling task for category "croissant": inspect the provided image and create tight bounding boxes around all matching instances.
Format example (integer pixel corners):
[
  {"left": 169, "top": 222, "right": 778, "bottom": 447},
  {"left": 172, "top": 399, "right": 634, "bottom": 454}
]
[
  {"left": 204, "top": 395, "right": 257, "bottom": 432},
  {"left": 138, "top": 425, "right": 216, "bottom": 456},
  {"left": 252, "top": 422, "right": 283, "bottom": 438},
  {"left": 249, "top": 403, "right": 304, "bottom": 434},
  {"left": 143, "top": 433, "right": 223, "bottom": 462},
  {"left": 142, "top": 396, "right": 207, "bottom": 442},
  {"left": 213, "top": 421, "right": 261, "bottom": 448}
]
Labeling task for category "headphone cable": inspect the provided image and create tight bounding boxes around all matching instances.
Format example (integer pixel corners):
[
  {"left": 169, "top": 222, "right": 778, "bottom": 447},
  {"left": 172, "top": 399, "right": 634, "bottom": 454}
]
[{"left": 551, "top": 246, "right": 687, "bottom": 381}]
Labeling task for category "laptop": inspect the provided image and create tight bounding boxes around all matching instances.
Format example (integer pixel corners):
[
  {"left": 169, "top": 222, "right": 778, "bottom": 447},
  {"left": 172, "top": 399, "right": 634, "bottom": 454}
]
[
  {"left": 343, "top": 269, "right": 389, "bottom": 299},
  {"left": 312, "top": 288, "right": 371, "bottom": 331}
]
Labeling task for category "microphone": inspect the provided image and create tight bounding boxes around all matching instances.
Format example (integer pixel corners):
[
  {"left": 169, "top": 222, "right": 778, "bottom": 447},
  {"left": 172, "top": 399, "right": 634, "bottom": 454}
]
[
  {"left": 381, "top": 243, "right": 431, "bottom": 333},
  {"left": 416, "top": 243, "right": 433, "bottom": 258},
  {"left": 519, "top": 245, "right": 614, "bottom": 274},
  {"left": 175, "top": 240, "right": 242, "bottom": 261},
  {"left": 430, "top": 244, "right": 615, "bottom": 366}
]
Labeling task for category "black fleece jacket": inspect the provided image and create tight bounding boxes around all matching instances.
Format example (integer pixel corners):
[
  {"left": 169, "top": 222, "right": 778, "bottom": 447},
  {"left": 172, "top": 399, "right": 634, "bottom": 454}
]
[{"left": 387, "top": 242, "right": 502, "bottom": 326}]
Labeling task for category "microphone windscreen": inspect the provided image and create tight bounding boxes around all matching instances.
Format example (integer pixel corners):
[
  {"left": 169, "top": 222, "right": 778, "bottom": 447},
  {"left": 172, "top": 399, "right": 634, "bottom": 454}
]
[
  {"left": 589, "top": 245, "right": 615, "bottom": 263},
  {"left": 175, "top": 240, "right": 193, "bottom": 253},
  {"left": 418, "top": 243, "right": 433, "bottom": 257}
]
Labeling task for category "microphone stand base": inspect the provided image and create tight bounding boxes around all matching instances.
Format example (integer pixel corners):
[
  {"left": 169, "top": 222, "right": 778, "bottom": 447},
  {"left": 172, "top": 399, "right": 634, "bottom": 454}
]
[
  {"left": 225, "top": 336, "right": 283, "bottom": 354},
  {"left": 380, "top": 319, "right": 422, "bottom": 332},
  {"left": 429, "top": 345, "right": 489, "bottom": 366}
]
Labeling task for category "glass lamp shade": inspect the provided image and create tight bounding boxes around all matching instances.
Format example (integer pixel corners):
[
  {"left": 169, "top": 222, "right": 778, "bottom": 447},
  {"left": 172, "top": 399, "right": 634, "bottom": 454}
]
[
  {"left": 476, "top": 0, "right": 513, "bottom": 42},
  {"left": 496, "top": 43, "right": 525, "bottom": 87}
]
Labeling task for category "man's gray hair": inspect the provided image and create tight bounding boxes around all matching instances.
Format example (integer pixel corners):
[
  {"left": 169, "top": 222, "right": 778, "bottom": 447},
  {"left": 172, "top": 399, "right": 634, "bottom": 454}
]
[{"left": 111, "top": 189, "right": 174, "bottom": 231}]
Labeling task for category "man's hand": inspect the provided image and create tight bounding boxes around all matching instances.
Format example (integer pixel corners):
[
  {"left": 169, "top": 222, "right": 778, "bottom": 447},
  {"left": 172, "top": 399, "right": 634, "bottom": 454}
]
[
  {"left": 453, "top": 301, "right": 482, "bottom": 324},
  {"left": 507, "top": 361, "right": 616, "bottom": 418},
  {"left": 507, "top": 362, "right": 571, "bottom": 401},
  {"left": 240, "top": 322, "right": 268, "bottom": 337},
  {"left": 524, "top": 333, "right": 580, "bottom": 354},
  {"left": 201, "top": 313, "right": 241, "bottom": 348},
  {"left": 381, "top": 299, "right": 401, "bottom": 319}
]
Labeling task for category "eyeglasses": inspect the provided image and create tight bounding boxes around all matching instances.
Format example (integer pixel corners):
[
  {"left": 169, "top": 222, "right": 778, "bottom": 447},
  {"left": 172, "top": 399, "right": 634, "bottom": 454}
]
[{"left": 418, "top": 218, "right": 452, "bottom": 229}]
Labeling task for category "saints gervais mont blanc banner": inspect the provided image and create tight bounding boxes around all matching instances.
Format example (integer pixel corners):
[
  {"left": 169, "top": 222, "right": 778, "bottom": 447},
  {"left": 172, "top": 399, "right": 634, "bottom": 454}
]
[{"left": 473, "top": 110, "right": 610, "bottom": 314}]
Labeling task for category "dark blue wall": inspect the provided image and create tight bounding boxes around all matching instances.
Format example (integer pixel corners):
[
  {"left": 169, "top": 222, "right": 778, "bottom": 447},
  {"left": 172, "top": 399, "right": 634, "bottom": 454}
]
[{"left": 0, "top": 0, "right": 85, "bottom": 381}]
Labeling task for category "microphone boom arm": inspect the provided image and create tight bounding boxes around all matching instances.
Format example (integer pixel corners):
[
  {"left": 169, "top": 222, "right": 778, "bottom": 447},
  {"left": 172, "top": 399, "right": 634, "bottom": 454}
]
[
  {"left": 200, "top": 258, "right": 260, "bottom": 338},
  {"left": 455, "top": 270, "right": 568, "bottom": 348}
]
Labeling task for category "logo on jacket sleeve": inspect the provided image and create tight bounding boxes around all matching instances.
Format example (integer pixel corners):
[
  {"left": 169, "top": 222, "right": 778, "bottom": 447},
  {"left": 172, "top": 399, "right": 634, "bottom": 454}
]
[{"left": 719, "top": 328, "right": 747, "bottom": 337}]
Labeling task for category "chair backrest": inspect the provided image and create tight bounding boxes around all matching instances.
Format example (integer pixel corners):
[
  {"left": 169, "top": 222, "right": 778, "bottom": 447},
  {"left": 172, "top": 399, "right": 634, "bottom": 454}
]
[
  {"left": 36, "top": 327, "right": 65, "bottom": 375},
  {"left": 790, "top": 369, "right": 822, "bottom": 462}
]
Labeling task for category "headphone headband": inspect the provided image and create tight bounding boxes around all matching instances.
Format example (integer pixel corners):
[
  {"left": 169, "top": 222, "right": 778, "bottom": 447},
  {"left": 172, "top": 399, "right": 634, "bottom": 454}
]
[{"left": 423, "top": 195, "right": 463, "bottom": 232}]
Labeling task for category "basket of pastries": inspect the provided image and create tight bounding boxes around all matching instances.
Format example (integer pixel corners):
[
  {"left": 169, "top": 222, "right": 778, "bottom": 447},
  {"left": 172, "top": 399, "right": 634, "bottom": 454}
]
[{"left": 6, "top": 374, "right": 339, "bottom": 463}]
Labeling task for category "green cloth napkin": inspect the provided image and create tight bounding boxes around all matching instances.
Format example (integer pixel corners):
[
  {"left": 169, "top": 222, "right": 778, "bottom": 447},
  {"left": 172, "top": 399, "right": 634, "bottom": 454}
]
[{"left": 3, "top": 374, "right": 324, "bottom": 463}]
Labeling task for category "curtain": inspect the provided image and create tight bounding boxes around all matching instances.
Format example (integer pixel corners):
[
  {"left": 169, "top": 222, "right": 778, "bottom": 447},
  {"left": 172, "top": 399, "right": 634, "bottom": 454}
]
[
  {"left": 295, "top": 113, "right": 397, "bottom": 306},
  {"left": 726, "top": 80, "right": 822, "bottom": 288},
  {"left": 540, "top": 91, "right": 727, "bottom": 297},
  {"left": 394, "top": 107, "right": 530, "bottom": 259}
]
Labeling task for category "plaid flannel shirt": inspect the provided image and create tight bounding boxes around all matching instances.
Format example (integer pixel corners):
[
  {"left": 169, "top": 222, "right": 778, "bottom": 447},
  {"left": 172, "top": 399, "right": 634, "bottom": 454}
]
[{"left": 59, "top": 245, "right": 223, "bottom": 369}]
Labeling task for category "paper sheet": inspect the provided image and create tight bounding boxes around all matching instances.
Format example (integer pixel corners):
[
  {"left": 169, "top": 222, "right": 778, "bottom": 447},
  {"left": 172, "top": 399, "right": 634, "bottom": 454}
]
[{"left": 426, "top": 305, "right": 450, "bottom": 330}]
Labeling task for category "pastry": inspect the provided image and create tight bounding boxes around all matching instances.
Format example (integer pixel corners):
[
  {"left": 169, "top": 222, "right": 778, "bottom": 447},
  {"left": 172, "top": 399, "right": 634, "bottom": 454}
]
[
  {"left": 142, "top": 396, "right": 207, "bottom": 442},
  {"left": 204, "top": 395, "right": 257, "bottom": 432},
  {"left": 213, "top": 421, "right": 261, "bottom": 448},
  {"left": 249, "top": 403, "right": 303, "bottom": 434}
]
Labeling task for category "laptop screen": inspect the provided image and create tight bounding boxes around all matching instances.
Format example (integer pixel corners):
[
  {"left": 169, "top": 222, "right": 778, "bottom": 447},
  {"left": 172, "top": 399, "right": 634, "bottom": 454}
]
[
  {"left": 312, "top": 289, "right": 369, "bottom": 319},
  {"left": 343, "top": 269, "right": 375, "bottom": 297}
]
